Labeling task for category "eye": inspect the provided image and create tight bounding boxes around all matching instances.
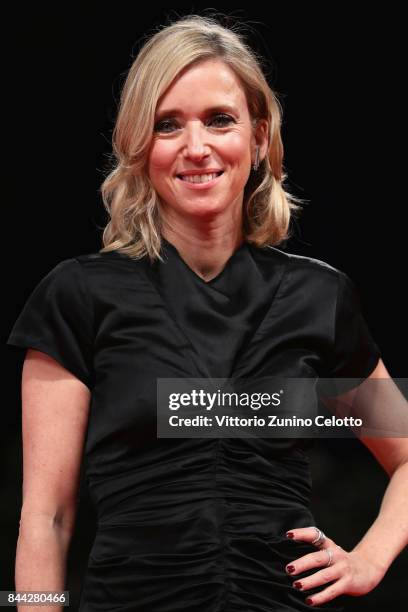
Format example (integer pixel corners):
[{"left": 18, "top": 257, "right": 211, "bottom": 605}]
[
  {"left": 153, "top": 113, "right": 235, "bottom": 134},
  {"left": 153, "top": 119, "right": 177, "bottom": 133},
  {"left": 209, "top": 113, "right": 235, "bottom": 127}
]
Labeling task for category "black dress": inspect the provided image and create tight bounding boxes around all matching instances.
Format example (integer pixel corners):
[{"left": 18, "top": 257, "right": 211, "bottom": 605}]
[{"left": 7, "top": 237, "right": 381, "bottom": 612}]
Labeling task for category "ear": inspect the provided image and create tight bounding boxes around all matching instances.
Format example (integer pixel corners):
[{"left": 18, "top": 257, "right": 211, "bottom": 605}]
[{"left": 251, "top": 119, "right": 269, "bottom": 164}]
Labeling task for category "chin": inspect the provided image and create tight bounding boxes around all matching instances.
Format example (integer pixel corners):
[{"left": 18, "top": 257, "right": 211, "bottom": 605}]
[
  {"left": 162, "top": 197, "right": 226, "bottom": 217},
  {"left": 183, "top": 203, "right": 230, "bottom": 218}
]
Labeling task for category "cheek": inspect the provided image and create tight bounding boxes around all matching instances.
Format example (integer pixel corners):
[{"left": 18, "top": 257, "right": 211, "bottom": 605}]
[
  {"left": 223, "top": 134, "right": 251, "bottom": 168},
  {"left": 148, "top": 142, "right": 176, "bottom": 176},
  {"left": 148, "top": 133, "right": 251, "bottom": 178}
]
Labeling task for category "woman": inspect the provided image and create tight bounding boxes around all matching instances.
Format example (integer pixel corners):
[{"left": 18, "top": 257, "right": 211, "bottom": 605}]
[{"left": 7, "top": 14, "right": 408, "bottom": 612}]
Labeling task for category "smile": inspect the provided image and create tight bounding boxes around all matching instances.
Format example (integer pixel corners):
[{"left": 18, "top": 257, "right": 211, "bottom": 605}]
[{"left": 176, "top": 171, "right": 224, "bottom": 189}]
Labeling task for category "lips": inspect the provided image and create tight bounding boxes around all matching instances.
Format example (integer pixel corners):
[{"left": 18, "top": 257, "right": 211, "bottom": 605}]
[
  {"left": 175, "top": 171, "right": 224, "bottom": 189},
  {"left": 176, "top": 170, "right": 224, "bottom": 179}
]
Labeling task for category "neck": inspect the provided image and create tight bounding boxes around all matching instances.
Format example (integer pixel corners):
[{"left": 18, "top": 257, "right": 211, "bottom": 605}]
[
  {"left": 159, "top": 200, "right": 245, "bottom": 282},
  {"left": 161, "top": 227, "right": 244, "bottom": 283}
]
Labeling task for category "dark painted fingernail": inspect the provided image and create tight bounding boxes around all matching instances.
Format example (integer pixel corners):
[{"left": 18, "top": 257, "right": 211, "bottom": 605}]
[
  {"left": 286, "top": 531, "right": 294, "bottom": 538},
  {"left": 293, "top": 581, "right": 302, "bottom": 590},
  {"left": 286, "top": 565, "right": 295, "bottom": 573},
  {"left": 305, "top": 597, "right": 314, "bottom": 605}
]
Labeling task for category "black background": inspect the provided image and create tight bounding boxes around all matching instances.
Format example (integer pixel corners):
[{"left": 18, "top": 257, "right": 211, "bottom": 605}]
[{"left": 3, "top": 4, "right": 406, "bottom": 610}]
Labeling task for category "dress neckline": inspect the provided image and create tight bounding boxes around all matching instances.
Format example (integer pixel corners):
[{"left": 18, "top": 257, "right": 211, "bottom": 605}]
[{"left": 161, "top": 236, "right": 249, "bottom": 286}]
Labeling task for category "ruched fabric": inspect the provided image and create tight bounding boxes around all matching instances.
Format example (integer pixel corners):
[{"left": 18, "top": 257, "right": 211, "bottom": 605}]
[{"left": 7, "top": 237, "right": 381, "bottom": 611}]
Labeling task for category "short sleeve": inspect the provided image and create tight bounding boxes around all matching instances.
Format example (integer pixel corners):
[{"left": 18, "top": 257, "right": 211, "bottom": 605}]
[
  {"left": 324, "top": 271, "right": 381, "bottom": 380},
  {"left": 6, "top": 258, "right": 94, "bottom": 390}
]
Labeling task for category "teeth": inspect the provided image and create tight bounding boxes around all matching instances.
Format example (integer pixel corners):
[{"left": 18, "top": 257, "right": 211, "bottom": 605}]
[{"left": 180, "top": 172, "right": 221, "bottom": 183}]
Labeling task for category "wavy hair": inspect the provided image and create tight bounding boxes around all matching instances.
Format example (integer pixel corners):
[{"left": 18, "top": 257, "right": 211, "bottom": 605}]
[{"left": 99, "top": 14, "right": 304, "bottom": 261}]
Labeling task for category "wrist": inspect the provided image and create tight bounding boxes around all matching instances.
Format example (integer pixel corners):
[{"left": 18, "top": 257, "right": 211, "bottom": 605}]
[{"left": 350, "top": 544, "right": 389, "bottom": 580}]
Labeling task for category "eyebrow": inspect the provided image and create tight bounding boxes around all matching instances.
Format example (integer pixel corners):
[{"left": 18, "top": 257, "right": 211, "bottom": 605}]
[{"left": 155, "top": 104, "right": 239, "bottom": 120}]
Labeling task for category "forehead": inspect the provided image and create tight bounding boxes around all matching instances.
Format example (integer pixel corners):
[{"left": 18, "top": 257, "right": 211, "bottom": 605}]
[{"left": 155, "top": 59, "right": 249, "bottom": 116}]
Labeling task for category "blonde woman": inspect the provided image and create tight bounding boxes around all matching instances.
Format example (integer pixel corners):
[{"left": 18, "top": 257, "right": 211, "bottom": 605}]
[{"left": 7, "top": 14, "right": 408, "bottom": 612}]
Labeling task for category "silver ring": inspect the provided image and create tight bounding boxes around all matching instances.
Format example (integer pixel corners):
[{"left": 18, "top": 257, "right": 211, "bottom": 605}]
[
  {"left": 325, "top": 548, "right": 333, "bottom": 567},
  {"left": 311, "top": 527, "right": 326, "bottom": 547}
]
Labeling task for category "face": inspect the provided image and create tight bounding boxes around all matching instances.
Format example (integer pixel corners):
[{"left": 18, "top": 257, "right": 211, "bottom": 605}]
[{"left": 147, "top": 59, "right": 267, "bottom": 220}]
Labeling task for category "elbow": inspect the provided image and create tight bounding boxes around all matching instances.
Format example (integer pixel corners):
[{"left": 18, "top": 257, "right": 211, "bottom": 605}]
[{"left": 19, "top": 504, "right": 77, "bottom": 539}]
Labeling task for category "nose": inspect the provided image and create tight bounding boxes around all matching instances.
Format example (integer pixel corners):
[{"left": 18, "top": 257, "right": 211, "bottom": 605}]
[{"left": 182, "top": 121, "right": 211, "bottom": 161}]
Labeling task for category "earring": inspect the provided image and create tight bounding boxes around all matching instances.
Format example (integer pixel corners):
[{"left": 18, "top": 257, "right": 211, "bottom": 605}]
[{"left": 252, "top": 145, "right": 260, "bottom": 171}]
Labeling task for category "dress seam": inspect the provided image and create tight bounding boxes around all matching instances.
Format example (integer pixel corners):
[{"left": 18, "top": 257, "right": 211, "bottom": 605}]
[{"left": 214, "top": 438, "right": 230, "bottom": 611}]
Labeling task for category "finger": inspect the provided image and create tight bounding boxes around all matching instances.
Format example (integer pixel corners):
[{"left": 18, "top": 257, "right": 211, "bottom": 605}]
[
  {"left": 292, "top": 564, "right": 343, "bottom": 592},
  {"left": 286, "top": 527, "right": 334, "bottom": 547},
  {"left": 304, "top": 576, "right": 349, "bottom": 607},
  {"left": 286, "top": 547, "right": 342, "bottom": 576}
]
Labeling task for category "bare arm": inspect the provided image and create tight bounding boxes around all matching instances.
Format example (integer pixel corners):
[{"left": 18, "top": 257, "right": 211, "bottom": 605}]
[
  {"left": 321, "top": 358, "right": 408, "bottom": 572},
  {"left": 285, "top": 358, "right": 408, "bottom": 607},
  {"left": 351, "top": 358, "right": 408, "bottom": 572},
  {"left": 15, "top": 349, "right": 91, "bottom": 612}
]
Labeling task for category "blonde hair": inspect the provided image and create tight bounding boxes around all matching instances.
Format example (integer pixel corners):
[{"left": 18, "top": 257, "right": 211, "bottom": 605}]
[{"left": 99, "top": 14, "right": 304, "bottom": 262}]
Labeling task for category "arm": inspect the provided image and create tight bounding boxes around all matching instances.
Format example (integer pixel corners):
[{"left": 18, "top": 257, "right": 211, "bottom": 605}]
[
  {"left": 351, "top": 358, "right": 408, "bottom": 572},
  {"left": 15, "top": 349, "right": 91, "bottom": 612},
  {"left": 284, "top": 359, "right": 408, "bottom": 606}
]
